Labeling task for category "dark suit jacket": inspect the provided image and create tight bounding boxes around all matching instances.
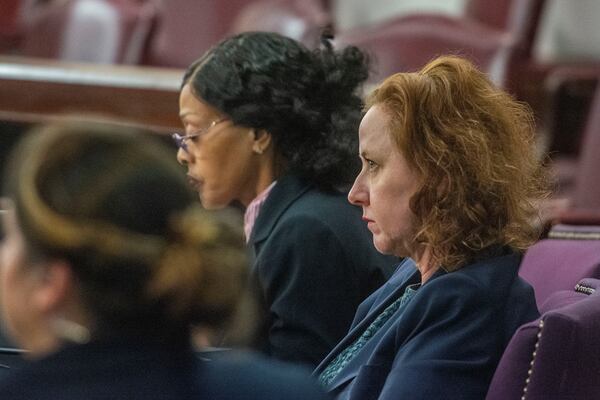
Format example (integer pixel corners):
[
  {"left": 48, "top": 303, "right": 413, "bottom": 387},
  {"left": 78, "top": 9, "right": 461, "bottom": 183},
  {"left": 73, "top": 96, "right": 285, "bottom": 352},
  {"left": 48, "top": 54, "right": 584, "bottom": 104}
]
[
  {"left": 0, "top": 338, "right": 329, "bottom": 400},
  {"left": 314, "top": 249, "right": 539, "bottom": 400},
  {"left": 249, "top": 174, "right": 397, "bottom": 367}
]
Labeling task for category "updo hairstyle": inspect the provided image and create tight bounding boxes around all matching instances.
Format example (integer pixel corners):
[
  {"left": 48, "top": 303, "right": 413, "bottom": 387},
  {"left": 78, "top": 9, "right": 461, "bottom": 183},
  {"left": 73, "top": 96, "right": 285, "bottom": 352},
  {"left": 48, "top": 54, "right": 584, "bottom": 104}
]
[
  {"left": 183, "top": 31, "right": 370, "bottom": 190},
  {"left": 3, "top": 121, "right": 249, "bottom": 337}
]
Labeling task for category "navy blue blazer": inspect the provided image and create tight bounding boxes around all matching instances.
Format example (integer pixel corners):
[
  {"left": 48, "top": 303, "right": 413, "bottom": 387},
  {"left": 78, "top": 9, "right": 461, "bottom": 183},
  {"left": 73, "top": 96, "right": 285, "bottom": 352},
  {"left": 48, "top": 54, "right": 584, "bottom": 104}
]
[
  {"left": 314, "top": 249, "right": 539, "bottom": 400},
  {"left": 0, "top": 338, "right": 330, "bottom": 400},
  {"left": 249, "top": 174, "right": 397, "bottom": 367}
]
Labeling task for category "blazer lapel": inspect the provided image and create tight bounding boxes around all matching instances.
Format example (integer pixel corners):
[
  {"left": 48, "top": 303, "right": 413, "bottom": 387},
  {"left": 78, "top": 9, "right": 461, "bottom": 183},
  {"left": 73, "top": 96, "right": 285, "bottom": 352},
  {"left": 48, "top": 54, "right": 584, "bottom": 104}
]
[
  {"left": 358, "top": 260, "right": 420, "bottom": 317},
  {"left": 247, "top": 175, "right": 312, "bottom": 252},
  {"left": 314, "top": 260, "right": 421, "bottom": 391},
  {"left": 318, "top": 262, "right": 449, "bottom": 393}
]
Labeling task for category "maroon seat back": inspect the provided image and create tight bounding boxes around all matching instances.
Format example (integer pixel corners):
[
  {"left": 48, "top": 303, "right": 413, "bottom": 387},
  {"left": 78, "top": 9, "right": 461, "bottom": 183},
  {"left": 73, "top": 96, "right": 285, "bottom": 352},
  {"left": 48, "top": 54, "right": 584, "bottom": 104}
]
[
  {"left": 19, "top": 0, "right": 158, "bottom": 64},
  {"left": 142, "top": 0, "right": 252, "bottom": 68},
  {"left": 334, "top": 0, "right": 545, "bottom": 86},
  {"left": 571, "top": 87, "right": 600, "bottom": 212},
  {"left": 145, "top": 0, "right": 328, "bottom": 68},
  {"left": 549, "top": 82, "right": 600, "bottom": 224},
  {"left": 501, "top": 0, "right": 547, "bottom": 99},
  {"left": 0, "top": 0, "right": 23, "bottom": 52},
  {"left": 229, "top": 0, "right": 330, "bottom": 49},
  {"left": 333, "top": 15, "right": 504, "bottom": 84},
  {"left": 465, "top": 0, "right": 513, "bottom": 30}
]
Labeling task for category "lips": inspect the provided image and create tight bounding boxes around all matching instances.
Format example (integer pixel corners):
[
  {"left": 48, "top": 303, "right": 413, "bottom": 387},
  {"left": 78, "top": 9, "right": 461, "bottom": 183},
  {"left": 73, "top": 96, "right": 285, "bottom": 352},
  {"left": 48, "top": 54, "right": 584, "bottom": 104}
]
[{"left": 362, "top": 216, "right": 374, "bottom": 223}]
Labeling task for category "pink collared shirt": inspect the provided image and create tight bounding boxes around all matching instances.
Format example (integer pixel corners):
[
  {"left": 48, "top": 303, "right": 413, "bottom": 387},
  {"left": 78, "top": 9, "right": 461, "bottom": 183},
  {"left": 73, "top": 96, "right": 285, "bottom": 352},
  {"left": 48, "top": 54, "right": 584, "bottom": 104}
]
[{"left": 244, "top": 181, "right": 277, "bottom": 242}]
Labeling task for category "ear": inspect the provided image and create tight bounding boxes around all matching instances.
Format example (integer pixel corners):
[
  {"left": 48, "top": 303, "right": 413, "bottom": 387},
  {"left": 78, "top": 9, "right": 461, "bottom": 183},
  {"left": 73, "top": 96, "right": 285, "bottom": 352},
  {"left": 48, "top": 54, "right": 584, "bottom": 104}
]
[
  {"left": 252, "top": 129, "right": 272, "bottom": 155},
  {"left": 31, "top": 260, "right": 75, "bottom": 315}
]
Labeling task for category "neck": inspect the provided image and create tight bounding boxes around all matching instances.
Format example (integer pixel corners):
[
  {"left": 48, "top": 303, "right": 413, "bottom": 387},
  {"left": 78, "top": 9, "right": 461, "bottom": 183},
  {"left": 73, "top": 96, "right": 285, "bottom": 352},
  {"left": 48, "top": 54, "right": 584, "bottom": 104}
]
[
  {"left": 413, "top": 246, "right": 438, "bottom": 284},
  {"left": 240, "top": 153, "right": 277, "bottom": 207}
]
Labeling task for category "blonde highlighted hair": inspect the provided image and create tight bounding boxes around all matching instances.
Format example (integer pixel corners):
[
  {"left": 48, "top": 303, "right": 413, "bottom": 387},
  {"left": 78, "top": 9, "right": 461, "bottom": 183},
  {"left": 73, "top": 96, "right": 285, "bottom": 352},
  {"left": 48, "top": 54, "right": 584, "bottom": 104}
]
[
  {"left": 3, "top": 121, "right": 248, "bottom": 333},
  {"left": 367, "top": 56, "right": 548, "bottom": 270}
]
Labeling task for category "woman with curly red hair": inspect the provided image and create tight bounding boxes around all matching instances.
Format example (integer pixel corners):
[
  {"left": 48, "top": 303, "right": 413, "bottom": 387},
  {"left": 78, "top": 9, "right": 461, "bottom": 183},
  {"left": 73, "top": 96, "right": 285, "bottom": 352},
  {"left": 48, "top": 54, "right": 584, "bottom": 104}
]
[{"left": 314, "top": 55, "right": 548, "bottom": 400}]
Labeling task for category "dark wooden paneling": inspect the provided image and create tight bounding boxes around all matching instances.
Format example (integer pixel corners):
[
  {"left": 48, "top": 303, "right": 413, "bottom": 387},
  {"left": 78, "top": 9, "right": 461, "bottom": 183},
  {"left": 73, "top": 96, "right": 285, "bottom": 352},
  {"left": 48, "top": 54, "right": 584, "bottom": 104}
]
[{"left": 0, "top": 56, "right": 185, "bottom": 132}]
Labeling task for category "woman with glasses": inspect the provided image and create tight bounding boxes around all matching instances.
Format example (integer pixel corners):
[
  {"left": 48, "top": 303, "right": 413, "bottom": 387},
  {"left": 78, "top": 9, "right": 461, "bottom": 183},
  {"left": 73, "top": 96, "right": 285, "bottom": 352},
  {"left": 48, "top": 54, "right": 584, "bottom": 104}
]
[
  {"left": 175, "top": 31, "right": 397, "bottom": 367},
  {"left": 0, "top": 121, "right": 328, "bottom": 399}
]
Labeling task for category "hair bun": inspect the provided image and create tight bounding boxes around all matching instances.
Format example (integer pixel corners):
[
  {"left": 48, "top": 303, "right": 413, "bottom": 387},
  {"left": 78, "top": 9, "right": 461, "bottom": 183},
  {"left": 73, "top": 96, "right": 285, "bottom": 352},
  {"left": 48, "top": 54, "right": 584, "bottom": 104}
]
[
  {"left": 319, "top": 28, "right": 334, "bottom": 50},
  {"left": 185, "top": 31, "right": 370, "bottom": 189},
  {"left": 148, "top": 207, "right": 248, "bottom": 326}
]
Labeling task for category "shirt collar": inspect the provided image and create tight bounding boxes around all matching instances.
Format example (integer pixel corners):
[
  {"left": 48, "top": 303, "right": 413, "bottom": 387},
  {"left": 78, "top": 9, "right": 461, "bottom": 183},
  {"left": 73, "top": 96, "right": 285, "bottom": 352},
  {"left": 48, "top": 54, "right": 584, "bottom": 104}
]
[{"left": 244, "top": 181, "right": 277, "bottom": 242}]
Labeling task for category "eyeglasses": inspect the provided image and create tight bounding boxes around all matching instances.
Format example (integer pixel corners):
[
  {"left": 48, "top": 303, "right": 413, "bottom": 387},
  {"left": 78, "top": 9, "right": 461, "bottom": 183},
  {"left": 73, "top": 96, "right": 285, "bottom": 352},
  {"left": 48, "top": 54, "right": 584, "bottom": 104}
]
[{"left": 172, "top": 118, "right": 229, "bottom": 152}]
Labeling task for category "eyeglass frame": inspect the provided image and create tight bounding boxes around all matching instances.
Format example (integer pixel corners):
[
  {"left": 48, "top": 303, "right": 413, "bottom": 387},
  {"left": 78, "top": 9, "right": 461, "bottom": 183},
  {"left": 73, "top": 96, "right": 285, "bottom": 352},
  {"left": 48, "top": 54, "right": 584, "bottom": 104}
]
[{"left": 172, "top": 118, "right": 229, "bottom": 152}]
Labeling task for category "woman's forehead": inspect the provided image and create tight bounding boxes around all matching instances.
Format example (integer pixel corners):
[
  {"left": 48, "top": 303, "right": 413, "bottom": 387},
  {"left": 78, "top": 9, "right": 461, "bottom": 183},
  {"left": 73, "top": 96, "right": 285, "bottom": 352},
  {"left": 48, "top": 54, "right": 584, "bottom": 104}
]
[
  {"left": 179, "top": 85, "right": 222, "bottom": 121},
  {"left": 359, "top": 106, "right": 392, "bottom": 143}
]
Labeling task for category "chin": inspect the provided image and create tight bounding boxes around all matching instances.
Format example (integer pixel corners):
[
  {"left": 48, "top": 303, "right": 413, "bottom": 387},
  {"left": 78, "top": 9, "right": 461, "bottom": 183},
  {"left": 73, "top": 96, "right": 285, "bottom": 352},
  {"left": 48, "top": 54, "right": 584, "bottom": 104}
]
[
  {"left": 373, "top": 236, "right": 394, "bottom": 256},
  {"left": 199, "top": 196, "right": 228, "bottom": 210}
]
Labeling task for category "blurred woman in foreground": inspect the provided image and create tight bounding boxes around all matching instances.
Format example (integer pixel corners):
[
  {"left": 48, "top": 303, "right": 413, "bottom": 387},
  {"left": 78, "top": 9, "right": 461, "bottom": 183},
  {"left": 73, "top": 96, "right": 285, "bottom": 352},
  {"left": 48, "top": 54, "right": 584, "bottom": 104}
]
[
  {"left": 0, "top": 121, "right": 328, "bottom": 399},
  {"left": 314, "top": 56, "right": 547, "bottom": 399}
]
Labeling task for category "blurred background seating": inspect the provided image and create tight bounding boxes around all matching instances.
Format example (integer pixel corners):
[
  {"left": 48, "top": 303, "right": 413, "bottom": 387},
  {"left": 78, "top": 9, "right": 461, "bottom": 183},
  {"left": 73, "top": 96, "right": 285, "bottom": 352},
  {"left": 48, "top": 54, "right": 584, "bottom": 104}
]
[
  {"left": 141, "top": 0, "right": 251, "bottom": 68},
  {"left": 228, "top": 0, "right": 330, "bottom": 52},
  {"left": 330, "top": 0, "right": 465, "bottom": 32},
  {"left": 332, "top": 0, "right": 541, "bottom": 87},
  {"left": 0, "top": 0, "right": 24, "bottom": 53},
  {"left": 518, "top": 224, "right": 600, "bottom": 309},
  {"left": 0, "top": 0, "right": 598, "bottom": 226},
  {"left": 18, "top": 0, "right": 159, "bottom": 64},
  {"left": 143, "top": 0, "right": 329, "bottom": 68},
  {"left": 550, "top": 78, "right": 600, "bottom": 221}
]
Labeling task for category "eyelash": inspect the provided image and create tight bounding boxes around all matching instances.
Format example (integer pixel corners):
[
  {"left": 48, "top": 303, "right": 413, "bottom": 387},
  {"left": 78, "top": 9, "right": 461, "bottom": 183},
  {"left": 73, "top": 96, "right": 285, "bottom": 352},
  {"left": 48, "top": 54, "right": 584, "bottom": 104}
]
[{"left": 365, "top": 158, "right": 378, "bottom": 172}]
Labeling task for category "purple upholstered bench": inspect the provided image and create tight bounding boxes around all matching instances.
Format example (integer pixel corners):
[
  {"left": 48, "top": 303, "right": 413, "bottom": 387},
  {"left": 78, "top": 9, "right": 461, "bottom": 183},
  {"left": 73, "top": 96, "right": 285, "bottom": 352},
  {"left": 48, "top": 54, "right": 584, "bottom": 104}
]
[{"left": 486, "top": 278, "right": 600, "bottom": 400}]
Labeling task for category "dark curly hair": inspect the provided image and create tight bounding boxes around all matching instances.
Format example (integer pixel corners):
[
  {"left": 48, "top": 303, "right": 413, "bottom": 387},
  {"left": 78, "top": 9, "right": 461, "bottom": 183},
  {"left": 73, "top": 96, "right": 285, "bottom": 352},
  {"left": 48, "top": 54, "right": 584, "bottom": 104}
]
[{"left": 182, "top": 31, "right": 369, "bottom": 190}]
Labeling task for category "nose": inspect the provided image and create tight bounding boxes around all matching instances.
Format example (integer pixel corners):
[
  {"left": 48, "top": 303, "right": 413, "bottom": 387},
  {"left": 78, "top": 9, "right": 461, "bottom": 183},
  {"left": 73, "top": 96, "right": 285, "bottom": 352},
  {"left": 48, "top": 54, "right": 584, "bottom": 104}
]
[
  {"left": 348, "top": 172, "right": 368, "bottom": 206},
  {"left": 176, "top": 147, "right": 189, "bottom": 166}
]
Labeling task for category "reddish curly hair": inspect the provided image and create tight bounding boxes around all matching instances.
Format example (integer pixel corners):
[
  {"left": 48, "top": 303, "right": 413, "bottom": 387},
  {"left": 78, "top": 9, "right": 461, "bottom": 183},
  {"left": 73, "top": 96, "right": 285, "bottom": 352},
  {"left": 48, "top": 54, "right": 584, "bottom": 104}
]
[{"left": 366, "top": 55, "right": 549, "bottom": 270}]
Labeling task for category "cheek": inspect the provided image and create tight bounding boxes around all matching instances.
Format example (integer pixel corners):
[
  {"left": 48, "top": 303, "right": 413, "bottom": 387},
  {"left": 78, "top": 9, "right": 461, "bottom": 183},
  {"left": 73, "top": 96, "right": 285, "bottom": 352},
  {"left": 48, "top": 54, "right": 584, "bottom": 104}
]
[
  {"left": 218, "top": 152, "right": 255, "bottom": 193},
  {"left": 0, "top": 245, "right": 16, "bottom": 314},
  {"left": 196, "top": 136, "right": 253, "bottom": 180},
  {"left": 195, "top": 156, "right": 220, "bottom": 181},
  {"left": 0, "top": 261, "right": 28, "bottom": 344},
  {"left": 199, "top": 147, "right": 255, "bottom": 205},
  {"left": 190, "top": 145, "right": 228, "bottom": 187},
  {"left": 370, "top": 187, "right": 415, "bottom": 241},
  {"left": 371, "top": 186, "right": 402, "bottom": 224},
  {"left": 0, "top": 236, "right": 39, "bottom": 345}
]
